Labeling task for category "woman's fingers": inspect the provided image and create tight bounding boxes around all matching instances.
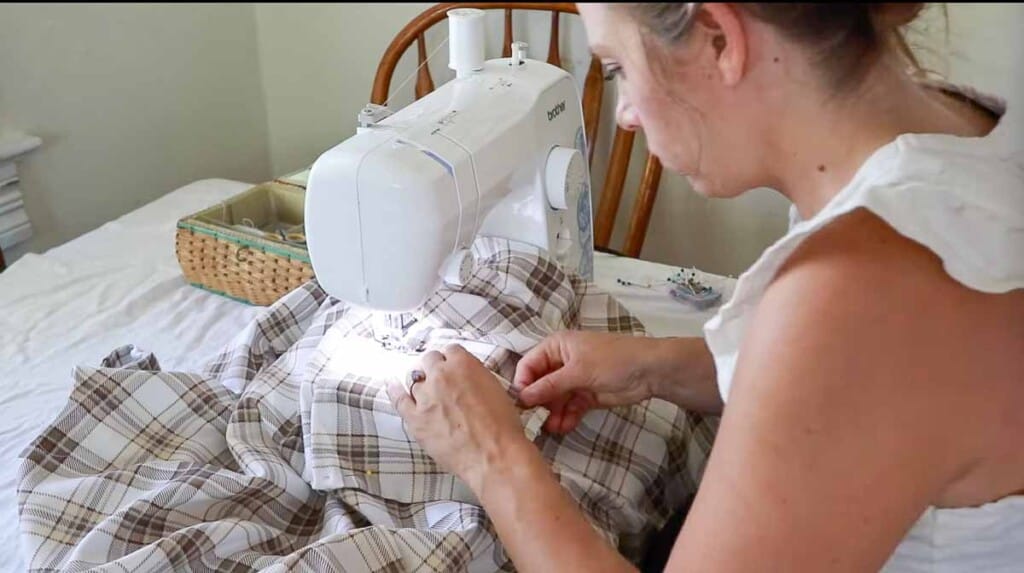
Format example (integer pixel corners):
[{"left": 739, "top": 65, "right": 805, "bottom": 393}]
[
  {"left": 519, "top": 367, "right": 583, "bottom": 407},
  {"left": 568, "top": 391, "right": 595, "bottom": 413},
  {"left": 557, "top": 391, "right": 596, "bottom": 433},
  {"left": 385, "top": 346, "right": 535, "bottom": 484},
  {"left": 543, "top": 394, "right": 572, "bottom": 433},
  {"left": 442, "top": 343, "right": 472, "bottom": 362},
  {"left": 387, "top": 381, "right": 416, "bottom": 415},
  {"left": 514, "top": 337, "right": 566, "bottom": 390},
  {"left": 412, "top": 336, "right": 593, "bottom": 435},
  {"left": 421, "top": 350, "right": 446, "bottom": 374}
]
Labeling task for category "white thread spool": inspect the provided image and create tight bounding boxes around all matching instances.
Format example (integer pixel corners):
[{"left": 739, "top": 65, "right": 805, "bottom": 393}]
[{"left": 447, "top": 8, "right": 485, "bottom": 79}]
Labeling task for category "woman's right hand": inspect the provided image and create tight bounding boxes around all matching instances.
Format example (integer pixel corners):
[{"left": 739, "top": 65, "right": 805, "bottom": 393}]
[{"left": 513, "top": 331, "right": 661, "bottom": 434}]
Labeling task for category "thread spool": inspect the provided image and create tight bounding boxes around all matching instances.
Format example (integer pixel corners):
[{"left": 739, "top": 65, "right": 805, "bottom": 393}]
[{"left": 447, "top": 8, "right": 485, "bottom": 78}]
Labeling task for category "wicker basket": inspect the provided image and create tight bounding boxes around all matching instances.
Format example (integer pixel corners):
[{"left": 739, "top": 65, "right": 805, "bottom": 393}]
[{"left": 175, "top": 181, "right": 314, "bottom": 306}]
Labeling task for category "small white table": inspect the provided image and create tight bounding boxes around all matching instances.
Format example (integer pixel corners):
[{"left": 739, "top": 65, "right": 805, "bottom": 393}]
[{"left": 0, "top": 131, "right": 42, "bottom": 270}]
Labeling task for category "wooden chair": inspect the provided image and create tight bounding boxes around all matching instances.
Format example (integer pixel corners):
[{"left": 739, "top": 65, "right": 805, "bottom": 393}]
[{"left": 371, "top": 2, "right": 664, "bottom": 258}]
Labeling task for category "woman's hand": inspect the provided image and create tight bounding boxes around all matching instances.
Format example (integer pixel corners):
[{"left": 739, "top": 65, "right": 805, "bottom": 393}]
[
  {"left": 514, "top": 331, "right": 661, "bottom": 434},
  {"left": 387, "top": 344, "right": 536, "bottom": 491}
]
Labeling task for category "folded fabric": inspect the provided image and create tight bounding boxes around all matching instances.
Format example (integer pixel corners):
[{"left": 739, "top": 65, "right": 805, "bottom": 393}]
[{"left": 18, "top": 237, "right": 719, "bottom": 572}]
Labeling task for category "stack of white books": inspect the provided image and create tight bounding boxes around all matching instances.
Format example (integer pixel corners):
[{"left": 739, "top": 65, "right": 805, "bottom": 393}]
[
  {"left": 0, "top": 132, "right": 40, "bottom": 251},
  {"left": 0, "top": 174, "right": 31, "bottom": 250}
]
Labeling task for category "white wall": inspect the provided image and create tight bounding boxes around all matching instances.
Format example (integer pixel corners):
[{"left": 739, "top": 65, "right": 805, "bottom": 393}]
[
  {"left": 254, "top": 3, "right": 433, "bottom": 178},
  {"left": 913, "top": 3, "right": 1024, "bottom": 123},
  {"left": 0, "top": 3, "right": 272, "bottom": 261}
]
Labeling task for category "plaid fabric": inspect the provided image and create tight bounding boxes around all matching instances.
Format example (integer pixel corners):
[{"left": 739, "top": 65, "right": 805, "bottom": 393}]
[{"left": 18, "top": 237, "right": 719, "bottom": 572}]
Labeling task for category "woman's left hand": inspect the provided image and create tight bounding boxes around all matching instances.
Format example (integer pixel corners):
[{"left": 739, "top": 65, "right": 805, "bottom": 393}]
[{"left": 387, "top": 344, "right": 535, "bottom": 490}]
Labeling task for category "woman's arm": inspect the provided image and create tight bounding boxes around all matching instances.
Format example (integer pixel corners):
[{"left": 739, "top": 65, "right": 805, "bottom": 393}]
[
  {"left": 647, "top": 336, "right": 723, "bottom": 414},
  {"left": 389, "top": 334, "right": 721, "bottom": 571},
  {"left": 468, "top": 439, "right": 636, "bottom": 573},
  {"left": 666, "top": 211, "right": 984, "bottom": 571},
  {"left": 389, "top": 345, "right": 636, "bottom": 572},
  {"left": 514, "top": 332, "right": 723, "bottom": 435}
]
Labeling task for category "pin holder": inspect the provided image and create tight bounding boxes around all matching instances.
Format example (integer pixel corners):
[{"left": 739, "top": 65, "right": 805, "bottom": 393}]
[
  {"left": 615, "top": 267, "right": 723, "bottom": 311},
  {"left": 667, "top": 268, "right": 722, "bottom": 310}
]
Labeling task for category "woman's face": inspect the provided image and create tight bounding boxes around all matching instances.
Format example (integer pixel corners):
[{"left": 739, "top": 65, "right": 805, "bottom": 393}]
[{"left": 577, "top": 3, "right": 768, "bottom": 198}]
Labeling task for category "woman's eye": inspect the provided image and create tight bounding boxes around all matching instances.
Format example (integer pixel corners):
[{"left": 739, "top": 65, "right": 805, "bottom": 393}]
[{"left": 602, "top": 63, "right": 623, "bottom": 81}]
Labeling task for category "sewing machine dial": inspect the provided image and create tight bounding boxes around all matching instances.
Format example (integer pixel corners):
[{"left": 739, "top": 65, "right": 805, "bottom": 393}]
[
  {"left": 544, "top": 146, "right": 585, "bottom": 211},
  {"left": 544, "top": 146, "right": 587, "bottom": 259}
]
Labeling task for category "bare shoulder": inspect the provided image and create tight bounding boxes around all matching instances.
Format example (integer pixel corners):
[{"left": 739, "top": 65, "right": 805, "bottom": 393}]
[
  {"left": 743, "top": 206, "right": 1024, "bottom": 504},
  {"left": 671, "top": 209, "right": 1022, "bottom": 571},
  {"left": 767, "top": 206, "right": 1023, "bottom": 332},
  {"left": 754, "top": 208, "right": 974, "bottom": 355},
  {"left": 777, "top": 207, "right": 959, "bottom": 291}
]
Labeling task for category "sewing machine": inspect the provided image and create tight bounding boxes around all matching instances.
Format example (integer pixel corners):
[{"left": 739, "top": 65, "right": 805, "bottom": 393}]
[{"left": 305, "top": 8, "right": 594, "bottom": 312}]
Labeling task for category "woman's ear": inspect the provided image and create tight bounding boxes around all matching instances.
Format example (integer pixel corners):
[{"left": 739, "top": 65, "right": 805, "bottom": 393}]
[{"left": 695, "top": 3, "right": 747, "bottom": 87}]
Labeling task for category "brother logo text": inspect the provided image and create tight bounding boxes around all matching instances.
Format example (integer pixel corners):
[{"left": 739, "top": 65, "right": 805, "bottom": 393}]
[{"left": 547, "top": 100, "right": 566, "bottom": 121}]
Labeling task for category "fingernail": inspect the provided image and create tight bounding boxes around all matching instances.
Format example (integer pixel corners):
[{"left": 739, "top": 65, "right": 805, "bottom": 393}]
[
  {"left": 386, "top": 382, "right": 401, "bottom": 402},
  {"left": 410, "top": 370, "right": 426, "bottom": 383}
]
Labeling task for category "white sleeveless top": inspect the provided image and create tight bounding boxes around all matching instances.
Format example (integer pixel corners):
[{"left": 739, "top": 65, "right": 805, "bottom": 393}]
[{"left": 702, "top": 84, "right": 1024, "bottom": 572}]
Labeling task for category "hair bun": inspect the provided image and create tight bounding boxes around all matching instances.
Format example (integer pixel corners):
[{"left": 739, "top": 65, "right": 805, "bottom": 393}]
[{"left": 872, "top": 3, "right": 926, "bottom": 30}]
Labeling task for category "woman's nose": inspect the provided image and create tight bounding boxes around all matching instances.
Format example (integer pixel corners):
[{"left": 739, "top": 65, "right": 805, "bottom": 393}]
[{"left": 615, "top": 95, "right": 641, "bottom": 132}]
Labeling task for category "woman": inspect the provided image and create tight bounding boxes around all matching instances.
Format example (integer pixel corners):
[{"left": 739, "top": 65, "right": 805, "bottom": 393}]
[{"left": 388, "top": 3, "right": 1024, "bottom": 571}]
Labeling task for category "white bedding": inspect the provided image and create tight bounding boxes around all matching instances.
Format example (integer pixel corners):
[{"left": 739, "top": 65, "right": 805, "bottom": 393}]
[{"left": 0, "top": 178, "right": 735, "bottom": 573}]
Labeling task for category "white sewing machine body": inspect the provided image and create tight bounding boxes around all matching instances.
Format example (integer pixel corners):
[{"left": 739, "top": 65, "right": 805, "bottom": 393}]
[{"left": 306, "top": 10, "right": 593, "bottom": 312}]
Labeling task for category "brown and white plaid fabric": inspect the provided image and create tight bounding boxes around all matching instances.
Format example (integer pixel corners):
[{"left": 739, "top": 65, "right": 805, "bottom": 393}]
[{"left": 18, "top": 237, "right": 718, "bottom": 572}]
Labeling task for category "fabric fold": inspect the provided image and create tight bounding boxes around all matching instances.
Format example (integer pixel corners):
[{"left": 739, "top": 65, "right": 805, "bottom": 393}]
[{"left": 19, "top": 237, "right": 717, "bottom": 572}]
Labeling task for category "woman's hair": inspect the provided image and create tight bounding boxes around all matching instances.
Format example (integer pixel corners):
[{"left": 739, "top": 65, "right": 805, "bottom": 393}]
[{"left": 627, "top": 3, "right": 930, "bottom": 92}]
